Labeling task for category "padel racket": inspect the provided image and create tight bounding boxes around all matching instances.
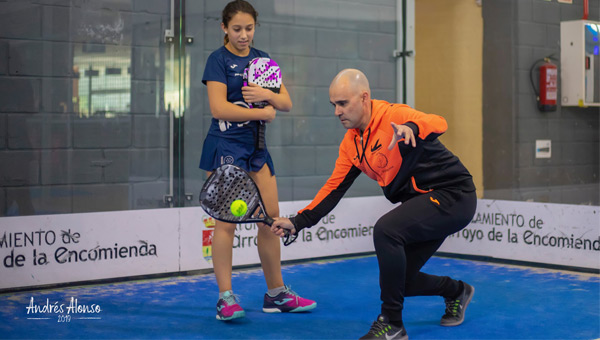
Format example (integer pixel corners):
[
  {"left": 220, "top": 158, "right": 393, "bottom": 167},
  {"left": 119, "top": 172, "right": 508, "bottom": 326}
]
[
  {"left": 243, "top": 57, "right": 282, "bottom": 108},
  {"left": 243, "top": 57, "right": 282, "bottom": 150},
  {"left": 199, "top": 164, "right": 297, "bottom": 246}
]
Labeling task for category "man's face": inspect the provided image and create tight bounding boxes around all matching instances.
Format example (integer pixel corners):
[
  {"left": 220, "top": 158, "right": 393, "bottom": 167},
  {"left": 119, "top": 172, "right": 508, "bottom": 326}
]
[{"left": 329, "top": 83, "right": 369, "bottom": 131}]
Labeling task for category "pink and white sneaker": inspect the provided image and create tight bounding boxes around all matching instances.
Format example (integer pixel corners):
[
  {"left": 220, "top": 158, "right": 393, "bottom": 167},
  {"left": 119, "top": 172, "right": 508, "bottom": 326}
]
[
  {"left": 262, "top": 285, "right": 317, "bottom": 313},
  {"left": 216, "top": 291, "right": 245, "bottom": 321}
]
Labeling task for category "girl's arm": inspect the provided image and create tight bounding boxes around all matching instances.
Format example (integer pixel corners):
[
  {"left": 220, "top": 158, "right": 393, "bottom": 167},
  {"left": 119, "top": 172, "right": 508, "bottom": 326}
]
[
  {"left": 206, "top": 81, "right": 276, "bottom": 122},
  {"left": 242, "top": 82, "right": 292, "bottom": 112}
]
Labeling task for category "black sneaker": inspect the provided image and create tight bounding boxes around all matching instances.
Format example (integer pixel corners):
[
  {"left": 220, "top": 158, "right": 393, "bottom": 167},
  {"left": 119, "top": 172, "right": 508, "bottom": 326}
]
[
  {"left": 359, "top": 314, "right": 408, "bottom": 340},
  {"left": 440, "top": 281, "right": 475, "bottom": 326}
]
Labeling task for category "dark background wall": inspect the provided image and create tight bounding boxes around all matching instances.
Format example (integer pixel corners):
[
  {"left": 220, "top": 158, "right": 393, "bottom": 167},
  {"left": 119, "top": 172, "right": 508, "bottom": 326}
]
[
  {"left": 483, "top": 0, "right": 599, "bottom": 205},
  {"left": 0, "top": 0, "right": 598, "bottom": 217},
  {"left": 0, "top": 0, "right": 397, "bottom": 216},
  {"left": 186, "top": 0, "right": 397, "bottom": 203},
  {"left": 0, "top": 0, "right": 171, "bottom": 215}
]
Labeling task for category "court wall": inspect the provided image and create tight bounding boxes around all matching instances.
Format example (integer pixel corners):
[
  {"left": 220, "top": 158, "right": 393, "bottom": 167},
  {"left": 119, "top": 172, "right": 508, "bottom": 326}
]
[
  {"left": 481, "top": 0, "right": 600, "bottom": 204},
  {"left": 1, "top": 197, "right": 597, "bottom": 291}
]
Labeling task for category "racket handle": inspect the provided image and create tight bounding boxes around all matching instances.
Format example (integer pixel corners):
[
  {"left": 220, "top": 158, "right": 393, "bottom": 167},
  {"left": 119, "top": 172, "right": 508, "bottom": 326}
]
[
  {"left": 263, "top": 216, "right": 274, "bottom": 226},
  {"left": 257, "top": 123, "right": 266, "bottom": 150},
  {"left": 263, "top": 216, "right": 297, "bottom": 246}
]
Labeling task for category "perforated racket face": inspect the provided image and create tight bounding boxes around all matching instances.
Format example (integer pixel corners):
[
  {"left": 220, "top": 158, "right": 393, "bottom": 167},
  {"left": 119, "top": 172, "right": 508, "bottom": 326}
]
[
  {"left": 243, "top": 57, "right": 281, "bottom": 108},
  {"left": 199, "top": 164, "right": 264, "bottom": 224}
]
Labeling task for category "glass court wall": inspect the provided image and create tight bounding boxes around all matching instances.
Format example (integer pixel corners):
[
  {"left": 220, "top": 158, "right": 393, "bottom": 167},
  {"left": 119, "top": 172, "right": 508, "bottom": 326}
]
[{"left": 0, "top": 0, "right": 399, "bottom": 216}]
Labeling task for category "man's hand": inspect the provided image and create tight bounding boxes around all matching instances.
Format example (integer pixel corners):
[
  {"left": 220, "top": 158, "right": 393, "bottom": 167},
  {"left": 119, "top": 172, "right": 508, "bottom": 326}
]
[
  {"left": 270, "top": 217, "right": 296, "bottom": 238},
  {"left": 388, "top": 122, "right": 416, "bottom": 149},
  {"left": 242, "top": 82, "right": 273, "bottom": 104}
]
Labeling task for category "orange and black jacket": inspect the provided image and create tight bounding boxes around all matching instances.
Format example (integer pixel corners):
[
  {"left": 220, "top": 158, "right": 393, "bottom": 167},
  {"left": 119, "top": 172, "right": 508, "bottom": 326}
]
[{"left": 290, "top": 99, "right": 475, "bottom": 232}]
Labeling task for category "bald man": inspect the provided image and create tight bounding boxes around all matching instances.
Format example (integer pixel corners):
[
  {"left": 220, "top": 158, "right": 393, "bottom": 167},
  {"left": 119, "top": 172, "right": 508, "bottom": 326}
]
[{"left": 271, "top": 69, "right": 477, "bottom": 340}]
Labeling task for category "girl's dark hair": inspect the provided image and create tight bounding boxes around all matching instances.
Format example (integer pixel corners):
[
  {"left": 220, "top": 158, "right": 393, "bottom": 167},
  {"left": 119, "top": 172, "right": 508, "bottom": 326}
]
[{"left": 222, "top": 0, "right": 259, "bottom": 45}]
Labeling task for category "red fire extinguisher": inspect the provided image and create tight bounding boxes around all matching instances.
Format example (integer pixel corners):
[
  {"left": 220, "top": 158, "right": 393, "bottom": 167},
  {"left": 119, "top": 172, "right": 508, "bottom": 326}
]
[{"left": 531, "top": 57, "right": 558, "bottom": 112}]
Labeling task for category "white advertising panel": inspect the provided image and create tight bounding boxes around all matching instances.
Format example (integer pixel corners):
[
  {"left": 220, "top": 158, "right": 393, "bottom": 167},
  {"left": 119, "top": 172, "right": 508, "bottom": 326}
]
[
  {"left": 278, "top": 197, "right": 394, "bottom": 261},
  {"left": 1, "top": 197, "right": 598, "bottom": 290},
  {"left": 180, "top": 196, "right": 396, "bottom": 271},
  {"left": 439, "top": 199, "right": 600, "bottom": 270},
  {"left": 0, "top": 209, "right": 181, "bottom": 290}
]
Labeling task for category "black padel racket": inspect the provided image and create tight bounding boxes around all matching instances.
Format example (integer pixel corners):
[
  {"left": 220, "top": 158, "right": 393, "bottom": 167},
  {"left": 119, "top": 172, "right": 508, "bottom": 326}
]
[{"left": 199, "top": 164, "right": 297, "bottom": 246}]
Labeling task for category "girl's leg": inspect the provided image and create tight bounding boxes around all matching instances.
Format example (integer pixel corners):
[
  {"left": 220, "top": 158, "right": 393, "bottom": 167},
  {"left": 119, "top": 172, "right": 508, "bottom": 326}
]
[
  {"left": 251, "top": 164, "right": 316, "bottom": 314},
  {"left": 206, "top": 170, "right": 237, "bottom": 293},
  {"left": 249, "top": 164, "right": 284, "bottom": 290},
  {"left": 212, "top": 220, "right": 237, "bottom": 293},
  {"left": 212, "top": 217, "right": 246, "bottom": 320}
]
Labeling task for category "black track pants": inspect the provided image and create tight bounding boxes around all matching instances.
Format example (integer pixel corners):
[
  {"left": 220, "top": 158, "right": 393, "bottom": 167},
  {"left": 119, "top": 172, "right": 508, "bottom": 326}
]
[{"left": 373, "top": 187, "right": 477, "bottom": 323}]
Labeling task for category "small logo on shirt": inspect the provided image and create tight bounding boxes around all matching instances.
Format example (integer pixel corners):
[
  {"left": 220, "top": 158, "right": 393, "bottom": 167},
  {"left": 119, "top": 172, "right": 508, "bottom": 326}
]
[
  {"left": 430, "top": 197, "right": 440, "bottom": 205},
  {"left": 230, "top": 64, "right": 238, "bottom": 69},
  {"left": 371, "top": 139, "right": 382, "bottom": 153},
  {"left": 375, "top": 152, "right": 389, "bottom": 168},
  {"left": 222, "top": 156, "right": 235, "bottom": 165}
]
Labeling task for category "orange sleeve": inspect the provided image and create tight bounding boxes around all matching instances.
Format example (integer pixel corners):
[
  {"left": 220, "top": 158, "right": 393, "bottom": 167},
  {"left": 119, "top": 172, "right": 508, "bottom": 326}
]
[{"left": 389, "top": 104, "right": 448, "bottom": 141}]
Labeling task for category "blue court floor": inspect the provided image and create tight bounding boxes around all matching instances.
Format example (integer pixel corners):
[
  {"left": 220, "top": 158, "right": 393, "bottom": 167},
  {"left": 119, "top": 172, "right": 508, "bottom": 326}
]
[{"left": 0, "top": 256, "right": 598, "bottom": 340}]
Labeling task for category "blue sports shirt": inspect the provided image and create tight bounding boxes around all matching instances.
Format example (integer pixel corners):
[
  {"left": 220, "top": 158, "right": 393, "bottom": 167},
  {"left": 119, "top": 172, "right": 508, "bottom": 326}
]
[{"left": 202, "top": 46, "right": 270, "bottom": 140}]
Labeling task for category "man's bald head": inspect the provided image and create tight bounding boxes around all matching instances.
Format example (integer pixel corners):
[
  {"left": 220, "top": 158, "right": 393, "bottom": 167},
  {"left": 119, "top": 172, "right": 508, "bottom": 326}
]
[
  {"left": 329, "top": 69, "right": 371, "bottom": 96},
  {"left": 329, "top": 69, "right": 372, "bottom": 132}
]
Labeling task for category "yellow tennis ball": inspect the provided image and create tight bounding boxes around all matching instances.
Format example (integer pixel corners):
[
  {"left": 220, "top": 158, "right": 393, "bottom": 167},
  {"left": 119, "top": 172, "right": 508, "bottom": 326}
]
[{"left": 230, "top": 199, "right": 248, "bottom": 217}]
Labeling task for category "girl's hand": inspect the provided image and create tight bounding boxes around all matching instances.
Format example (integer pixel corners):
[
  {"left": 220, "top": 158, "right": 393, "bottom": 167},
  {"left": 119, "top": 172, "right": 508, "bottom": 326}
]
[
  {"left": 261, "top": 105, "right": 276, "bottom": 123},
  {"left": 242, "top": 82, "right": 273, "bottom": 104}
]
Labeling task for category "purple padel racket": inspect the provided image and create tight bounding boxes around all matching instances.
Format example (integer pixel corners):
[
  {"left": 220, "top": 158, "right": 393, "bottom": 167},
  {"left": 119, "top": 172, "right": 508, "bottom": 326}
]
[
  {"left": 242, "top": 57, "right": 283, "bottom": 150},
  {"left": 243, "top": 57, "right": 282, "bottom": 108}
]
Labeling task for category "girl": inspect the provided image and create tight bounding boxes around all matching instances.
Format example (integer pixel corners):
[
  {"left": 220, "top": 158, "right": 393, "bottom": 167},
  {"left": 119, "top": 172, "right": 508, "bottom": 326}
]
[{"left": 201, "top": 0, "right": 316, "bottom": 321}]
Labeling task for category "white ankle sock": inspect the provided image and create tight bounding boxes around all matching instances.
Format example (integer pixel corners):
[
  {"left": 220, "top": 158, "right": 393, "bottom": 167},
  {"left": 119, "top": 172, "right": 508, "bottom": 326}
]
[
  {"left": 267, "top": 285, "right": 287, "bottom": 297},
  {"left": 219, "top": 290, "right": 233, "bottom": 299}
]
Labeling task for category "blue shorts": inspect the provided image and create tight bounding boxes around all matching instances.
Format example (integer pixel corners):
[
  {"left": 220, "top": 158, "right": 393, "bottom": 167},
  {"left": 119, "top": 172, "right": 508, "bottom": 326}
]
[{"left": 199, "top": 134, "right": 275, "bottom": 175}]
